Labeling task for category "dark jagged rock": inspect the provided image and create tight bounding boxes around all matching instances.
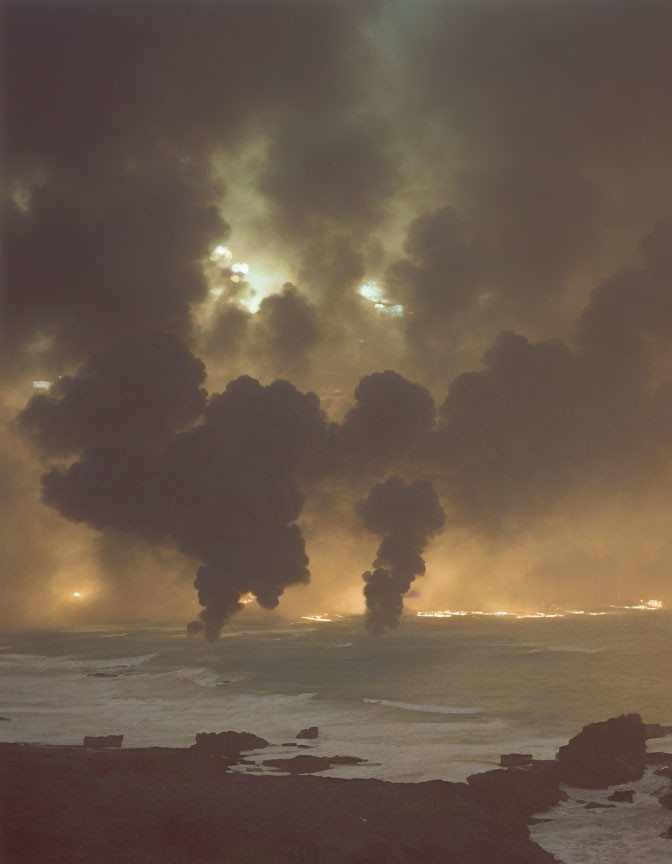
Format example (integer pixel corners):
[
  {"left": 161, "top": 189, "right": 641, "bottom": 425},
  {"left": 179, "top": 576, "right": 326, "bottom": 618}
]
[
  {"left": 656, "top": 767, "right": 672, "bottom": 779},
  {"left": 83, "top": 735, "right": 123, "bottom": 749},
  {"left": 608, "top": 789, "right": 634, "bottom": 802},
  {"left": 585, "top": 802, "right": 616, "bottom": 809},
  {"left": 647, "top": 752, "right": 672, "bottom": 767},
  {"left": 556, "top": 714, "right": 646, "bottom": 788},
  {"left": 0, "top": 717, "right": 11, "bottom": 721},
  {"left": 262, "top": 754, "right": 366, "bottom": 774},
  {"left": 500, "top": 753, "right": 533, "bottom": 768},
  {"left": 297, "top": 726, "right": 318, "bottom": 739},
  {"left": 660, "top": 789, "right": 672, "bottom": 810},
  {"left": 467, "top": 761, "right": 563, "bottom": 821},
  {"left": 281, "top": 743, "right": 299, "bottom": 747},
  {"left": 191, "top": 731, "right": 268, "bottom": 756},
  {"left": 661, "top": 825, "right": 672, "bottom": 839},
  {"left": 644, "top": 723, "right": 672, "bottom": 740},
  {"left": 0, "top": 741, "right": 559, "bottom": 863}
]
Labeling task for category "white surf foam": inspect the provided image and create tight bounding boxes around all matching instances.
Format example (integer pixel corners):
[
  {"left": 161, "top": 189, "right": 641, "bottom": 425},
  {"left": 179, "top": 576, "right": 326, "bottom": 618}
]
[
  {"left": 364, "top": 699, "right": 481, "bottom": 715},
  {"left": 526, "top": 645, "right": 604, "bottom": 654},
  {"left": 0, "top": 652, "right": 158, "bottom": 671},
  {"left": 531, "top": 767, "right": 672, "bottom": 862}
]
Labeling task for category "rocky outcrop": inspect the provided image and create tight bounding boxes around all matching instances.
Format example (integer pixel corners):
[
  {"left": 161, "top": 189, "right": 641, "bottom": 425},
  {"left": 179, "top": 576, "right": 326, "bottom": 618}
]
[
  {"left": 467, "top": 761, "right": 562, "bottom": 821},
  {"left": 192, "top": 731, "right": 268, "bottom": 756},
  {"left": 644, "top": 723, "right": 672, "bottom": 740},
  {"left": 500, "top": 753, "right": 533, "bottom": 768},
  {"left": 262, "top": 755, "right": 366, "bottom": 774},
  {"left": 608, "top": 789, "right": 634, "bottom": 802},
  {"left": 660, "top": 825, "right": 672, "bottom": 839},
  {"left": 83, "top": 735, "right": 123, "bottom": 749},
  {"left": 556, "top": 713, "right": 646, "bottom": 788},
  {"left": 584, "top": 801, "right": 615, "bottom": 809},
  {"left": 297, "top": 726, "right": 319, "bottom": 739}
]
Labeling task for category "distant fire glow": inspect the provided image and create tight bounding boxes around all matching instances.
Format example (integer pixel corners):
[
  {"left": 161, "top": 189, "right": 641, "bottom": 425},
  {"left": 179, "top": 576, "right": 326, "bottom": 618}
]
[
  {"left": 302, "top": 614, "right": 332, "bottom": 622},
  {"left": 32, "top": 381, "right": 52, "bottom": 390},
  {"left": 72, "top": 592, "right": 81, "bottom": 598},
  {"left": 417, "top": 601, "right": 663, "bottom": 619}
]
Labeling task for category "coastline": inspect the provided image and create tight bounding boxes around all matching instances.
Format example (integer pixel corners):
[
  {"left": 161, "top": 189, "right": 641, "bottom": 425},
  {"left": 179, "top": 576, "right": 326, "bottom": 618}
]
[{"left": 2, "top": 715, "right": 671, "bottom": 863}]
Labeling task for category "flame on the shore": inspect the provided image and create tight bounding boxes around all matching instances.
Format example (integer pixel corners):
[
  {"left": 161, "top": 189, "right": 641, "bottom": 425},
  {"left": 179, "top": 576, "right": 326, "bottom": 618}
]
[
  {"left": 301, "top": 614, "right": 332, "bottom": 622},
  {"left": 416, "top": 600, "right": 663, "bottom": 619}
]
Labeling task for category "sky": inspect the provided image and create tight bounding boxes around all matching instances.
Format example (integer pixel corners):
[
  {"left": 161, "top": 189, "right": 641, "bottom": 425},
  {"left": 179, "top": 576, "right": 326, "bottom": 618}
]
[{"left": 2, "top": 0, "right": 672, "bottom": 634}]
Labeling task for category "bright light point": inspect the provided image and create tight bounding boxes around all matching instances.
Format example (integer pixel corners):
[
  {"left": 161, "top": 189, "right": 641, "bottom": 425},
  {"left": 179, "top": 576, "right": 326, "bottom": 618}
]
[
  {"left": 230, "top": 274, "right": 241, "bottom": 284},
  {"left": 388, "top": 304, "right": 404, "bottom": 317},
  {"left": 210, "top": 287, "right": 225, "bottom": 298},
  {"left": 33, "top": 380, "right": 52, "bottom": 390},
  {"left": 231, "top": 262, "right": 249, "bottom": 275},
  {"left": 302, "top": 614, "right": 332, "bottom": 622},
  {"left": 72, "top": 592, "right": 81, "bottom": 598},
  {"left": 374, "top": 302, "right": 385, "bottom": 310},
  {"left": 210, "top": 245, "right": 232, "bottom": 263},
  {"left": 646, "top": 599, "right": 663, "bottom": 608},
  {"left": 239, "top": 592, "right": 255, "bottom": 605},
  {"left": 359, "top": 281, "right": 384, "bottom": 303}
]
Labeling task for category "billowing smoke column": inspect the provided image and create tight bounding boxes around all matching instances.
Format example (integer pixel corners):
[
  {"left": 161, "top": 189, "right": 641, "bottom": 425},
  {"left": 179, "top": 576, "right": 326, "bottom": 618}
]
[
  {"left": 355, "top": 476, "right": 445, "bottom": 635},
  {"left": 20, "top": 334, "right": 327, "bottom": 640}
]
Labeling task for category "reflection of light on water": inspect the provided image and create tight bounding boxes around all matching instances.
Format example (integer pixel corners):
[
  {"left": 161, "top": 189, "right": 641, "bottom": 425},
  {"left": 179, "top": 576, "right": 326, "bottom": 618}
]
[
  {"left": 417, "top": 601, "right": 663, "bottom": 620},
  {"left": 301, "top": 615, "right": 332, "bottom": 623}
]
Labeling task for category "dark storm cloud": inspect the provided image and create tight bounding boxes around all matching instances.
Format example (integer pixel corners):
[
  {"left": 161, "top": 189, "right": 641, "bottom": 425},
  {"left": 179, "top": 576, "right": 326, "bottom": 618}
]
[
  {"left": 3, "top": 0, "right": 377, "bottom": 174},
  {"left": 2, "top": 160, "right": 226, "bottom": 369},
  {"left": 355, "top": 476, "right": 445, "bottom": 635},
  {"left": 387, "top": 0, "right": 672, "bottom": 340},
  {"left": 259, "top": 118, "right": 398, "bottom": 240}
]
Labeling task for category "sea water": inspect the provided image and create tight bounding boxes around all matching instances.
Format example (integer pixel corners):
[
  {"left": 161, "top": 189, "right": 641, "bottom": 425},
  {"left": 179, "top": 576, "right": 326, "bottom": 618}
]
[{"left": 1, "top": 611, "right": 671, "bottom": 861}]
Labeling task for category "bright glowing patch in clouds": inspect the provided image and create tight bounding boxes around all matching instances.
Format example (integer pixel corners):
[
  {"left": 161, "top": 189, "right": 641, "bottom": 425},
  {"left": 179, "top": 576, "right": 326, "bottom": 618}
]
[
  {"left": 32, "top": 380, "right": 52, "bottom": 390},
  {"left": 210, "top": 244, "right": 232, "bottom": 264},
  {"left": 359, "top": 280, "right": 384, "bottom": 303},
  {"left": 231, "top": 262, "right": 249, "bottom": 275},
  {"left": 359, "top": 281, "right": 404, "bottom": 317},
  {"left": 72, "top": 591, "right": 81, "bottom": 598}
]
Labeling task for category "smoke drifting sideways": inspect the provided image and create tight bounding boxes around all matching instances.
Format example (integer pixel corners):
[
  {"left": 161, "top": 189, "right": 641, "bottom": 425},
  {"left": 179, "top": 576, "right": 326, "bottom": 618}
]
[{"left": 356, "top": 477, "right": 446, "bottom": 635}]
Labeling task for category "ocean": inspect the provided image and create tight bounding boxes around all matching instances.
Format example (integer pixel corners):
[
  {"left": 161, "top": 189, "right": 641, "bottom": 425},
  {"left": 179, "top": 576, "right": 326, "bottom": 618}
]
[{"left": 2, "top": 611, "right": 672, "bottom": 861}]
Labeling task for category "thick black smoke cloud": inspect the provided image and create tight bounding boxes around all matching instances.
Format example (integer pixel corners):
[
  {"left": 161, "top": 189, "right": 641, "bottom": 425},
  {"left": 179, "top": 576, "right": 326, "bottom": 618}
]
[
  {"left": 6, "top": 0, "right": 672, "bottom": 628},
  {"left": 19, "top": 331, "right": 207, "bottom": 457},
  {"left": 355, "top": 477, "right": 445, "bottom": 635},
  {"left": 33, "top": 365, "right": 327, "bottom": 639}
]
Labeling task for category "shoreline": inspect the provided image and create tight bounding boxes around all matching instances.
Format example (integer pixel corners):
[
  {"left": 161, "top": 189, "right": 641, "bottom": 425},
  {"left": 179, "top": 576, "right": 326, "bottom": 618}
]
[{"left": 2, "top": 715, "right": 671, "bottom": 863}]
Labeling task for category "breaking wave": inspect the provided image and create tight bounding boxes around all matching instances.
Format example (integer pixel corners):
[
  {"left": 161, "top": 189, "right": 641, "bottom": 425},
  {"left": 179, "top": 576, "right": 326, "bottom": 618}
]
[{"left": 364, "top": 699, "right": 481, "bottom": 715}]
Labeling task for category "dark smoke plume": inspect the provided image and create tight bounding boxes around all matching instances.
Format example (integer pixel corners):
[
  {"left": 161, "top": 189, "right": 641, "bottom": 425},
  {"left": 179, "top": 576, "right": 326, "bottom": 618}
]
[{"left": 355, "top": 476, "right": 445, "bottom": 635}]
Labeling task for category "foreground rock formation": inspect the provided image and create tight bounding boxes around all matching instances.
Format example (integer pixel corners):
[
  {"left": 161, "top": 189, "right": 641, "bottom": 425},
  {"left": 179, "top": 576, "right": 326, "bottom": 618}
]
[
  {"left": 0, "top": 714, "right": 670, "bottom": 863},
  {"left": 556, "top": 713, "right": 646, "bottom": 788}
]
